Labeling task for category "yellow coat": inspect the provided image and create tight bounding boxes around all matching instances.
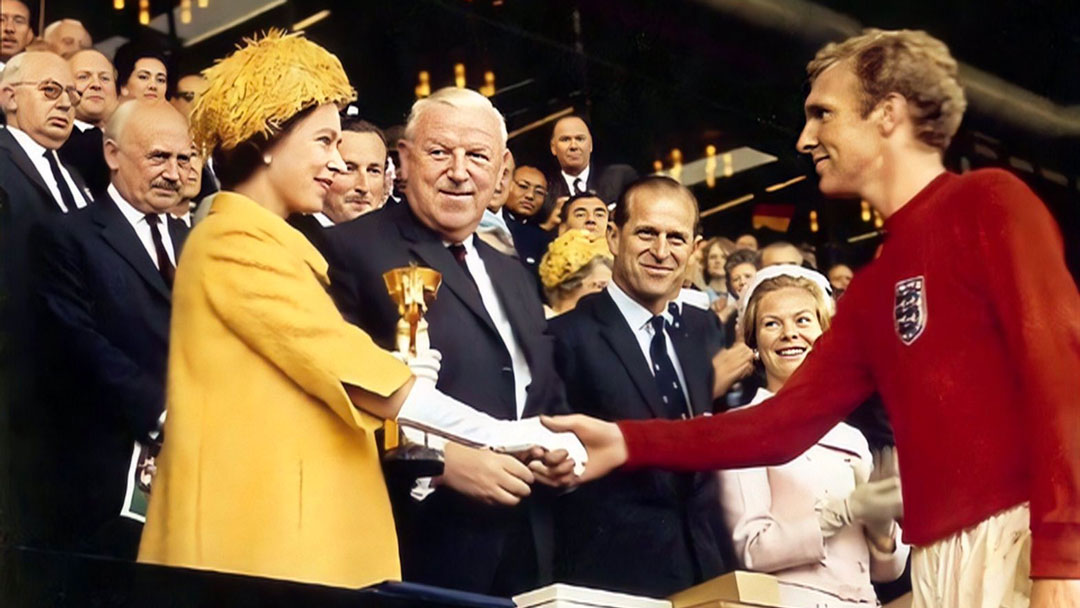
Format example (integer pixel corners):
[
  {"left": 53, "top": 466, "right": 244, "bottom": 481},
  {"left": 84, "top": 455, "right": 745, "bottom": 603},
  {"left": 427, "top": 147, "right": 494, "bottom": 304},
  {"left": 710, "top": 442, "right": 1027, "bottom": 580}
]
[{"left": 138, "top": 192, "right": 412, "bottom": 588}]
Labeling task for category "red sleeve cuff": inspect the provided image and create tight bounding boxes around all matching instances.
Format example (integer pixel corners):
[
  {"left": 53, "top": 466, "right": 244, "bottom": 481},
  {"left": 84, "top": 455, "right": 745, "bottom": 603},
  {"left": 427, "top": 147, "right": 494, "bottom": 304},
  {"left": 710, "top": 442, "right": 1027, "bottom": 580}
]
[
  {"left": 1031, "top": 523, "right": 1080, "bottom": 578},
  {"left": 618, "top": 418, "right": 668, "bottom": 471}
]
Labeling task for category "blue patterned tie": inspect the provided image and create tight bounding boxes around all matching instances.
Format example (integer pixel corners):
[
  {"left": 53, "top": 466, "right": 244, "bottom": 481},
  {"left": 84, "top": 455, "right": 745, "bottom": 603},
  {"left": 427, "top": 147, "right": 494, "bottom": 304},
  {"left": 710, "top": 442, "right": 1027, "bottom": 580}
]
[{"left": 649, "top": 303, "right": 688, "bottom": 419}]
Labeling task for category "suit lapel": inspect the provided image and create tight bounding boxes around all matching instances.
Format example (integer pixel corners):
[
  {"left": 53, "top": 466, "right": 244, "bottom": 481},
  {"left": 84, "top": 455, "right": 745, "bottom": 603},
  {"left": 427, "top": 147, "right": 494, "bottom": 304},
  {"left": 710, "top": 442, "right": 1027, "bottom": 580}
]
[
  {"left": 593, "top": 291, "right": 667, "bottom": 418},
  {"left": 0, "top": 130, "right": 55, "bottom": 208},
  {"left": 669, "top": 314, "right": 711, "bottom": 416},
  {"left": 395, "top": 206, "right": 498, "bottom": 335},
  {"left": 94, "top": 197, "right": 171, "bottom": 301},
  {"left": 168, "top": 216, "right": 190, "bottom": 257}
]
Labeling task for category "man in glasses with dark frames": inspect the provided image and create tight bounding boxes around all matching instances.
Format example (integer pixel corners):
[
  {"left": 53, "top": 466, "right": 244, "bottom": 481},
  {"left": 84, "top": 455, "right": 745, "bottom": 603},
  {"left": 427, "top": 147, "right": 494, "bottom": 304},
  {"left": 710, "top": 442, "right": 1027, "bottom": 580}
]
[{"left": 0, "top": 50, "right": 93, "bottom": 547}]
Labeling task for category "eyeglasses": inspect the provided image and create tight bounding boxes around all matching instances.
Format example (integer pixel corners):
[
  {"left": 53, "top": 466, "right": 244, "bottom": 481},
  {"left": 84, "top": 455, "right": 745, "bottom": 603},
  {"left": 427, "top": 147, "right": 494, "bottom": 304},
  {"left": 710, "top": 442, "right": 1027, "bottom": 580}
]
[
  {"left": 174, "top": 91, "right": 197, "bottom": 102},
  {"left": 8, "top": 80, "right": 82, "bottom": 107}
]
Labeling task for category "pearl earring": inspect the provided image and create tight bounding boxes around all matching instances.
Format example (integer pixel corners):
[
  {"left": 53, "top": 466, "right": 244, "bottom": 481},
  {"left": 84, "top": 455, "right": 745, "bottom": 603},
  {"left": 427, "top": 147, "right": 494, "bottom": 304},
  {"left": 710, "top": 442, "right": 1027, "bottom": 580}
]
[{"left": 263, "top": 154, "right": 272, "bottom": 166}]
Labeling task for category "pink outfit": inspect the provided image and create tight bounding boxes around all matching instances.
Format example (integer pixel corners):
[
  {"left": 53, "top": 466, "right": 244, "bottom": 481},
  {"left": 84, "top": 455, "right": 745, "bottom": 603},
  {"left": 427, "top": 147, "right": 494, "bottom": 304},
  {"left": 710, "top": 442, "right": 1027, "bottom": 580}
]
[{"left": 719, "top": 388, "right": 909, "bottom": 605}]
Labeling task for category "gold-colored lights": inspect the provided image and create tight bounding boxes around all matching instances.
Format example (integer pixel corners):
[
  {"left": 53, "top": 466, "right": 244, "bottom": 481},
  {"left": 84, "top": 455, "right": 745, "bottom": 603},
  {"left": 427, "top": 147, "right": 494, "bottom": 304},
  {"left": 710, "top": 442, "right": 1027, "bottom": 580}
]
[
  {"left": 138, "top": 0, "right": 150, "bottom": 25},
  {"left": 479, "top": 71, "right": 495, "bottom": 97},
  {"left": 415, "top": 71, "right": 431, "bottom": 99},
  {"left": 198, "top": 0, "right": 209, "bottom": 7},
  {"left": 181, "top": 0, "right": 192, "bottom": 24},
  {"left": 873, "top": 210, "right": 884, "bottom": 228},
  {"left": 114, "top": 0, "right": 124, "bottom": 10},
  {"left": 652, "top": 159, "right": 663, "bottom": 173},
  {"left": 860, "top": 200, "right": 872, "bottom": 222},
  {"left": 705, "top": 145, "right": 717, "bottom": 188},
  {"left": 721, "top": 152, "right": 734, "bottom": 178},
  {"left": 454, "top": 63, "right": 466, "bottom": 88},
  {"left": 810, "top": 209, "right": 819, "bottom": 233}
]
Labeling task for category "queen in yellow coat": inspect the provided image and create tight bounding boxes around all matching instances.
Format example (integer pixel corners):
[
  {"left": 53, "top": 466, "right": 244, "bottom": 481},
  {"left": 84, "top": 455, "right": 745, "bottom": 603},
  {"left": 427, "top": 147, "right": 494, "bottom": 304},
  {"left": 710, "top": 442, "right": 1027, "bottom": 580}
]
[{"left": 138, "top": 33, "right": 413, "bottom": 588}]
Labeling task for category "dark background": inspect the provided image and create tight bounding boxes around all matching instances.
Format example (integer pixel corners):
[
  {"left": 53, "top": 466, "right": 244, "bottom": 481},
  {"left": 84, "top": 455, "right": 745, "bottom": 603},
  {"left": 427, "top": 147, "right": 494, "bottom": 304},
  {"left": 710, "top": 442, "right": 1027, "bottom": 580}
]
[{"left": 31, "top": 0, "right": 1080, "bottom": 274}]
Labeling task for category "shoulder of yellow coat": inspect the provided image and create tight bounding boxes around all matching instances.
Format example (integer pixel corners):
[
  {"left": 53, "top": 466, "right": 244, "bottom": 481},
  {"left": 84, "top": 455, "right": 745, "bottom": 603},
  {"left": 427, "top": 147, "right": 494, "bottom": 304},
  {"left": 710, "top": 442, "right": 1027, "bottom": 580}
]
[{"left": 201, "top": 192, "right": 331, "bottom": 287}]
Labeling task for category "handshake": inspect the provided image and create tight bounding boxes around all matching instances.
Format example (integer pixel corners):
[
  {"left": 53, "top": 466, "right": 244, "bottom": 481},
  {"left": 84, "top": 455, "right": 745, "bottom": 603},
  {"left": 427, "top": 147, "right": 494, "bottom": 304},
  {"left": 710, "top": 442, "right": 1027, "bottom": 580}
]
[{"left": 395, "top": 350, "right": 588, "bottom": 499}]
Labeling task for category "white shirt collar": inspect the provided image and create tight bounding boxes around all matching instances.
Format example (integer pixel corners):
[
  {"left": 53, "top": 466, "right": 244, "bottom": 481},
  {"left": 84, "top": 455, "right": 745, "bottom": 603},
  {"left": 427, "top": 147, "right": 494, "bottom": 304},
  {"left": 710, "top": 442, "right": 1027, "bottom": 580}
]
[
  {"left": 312, "top": 212, "right": 335, "bottom": 228},
  {"left": 6, "top": 125, "right": 50, "bottom": 158},
  {"left": 606, "top": 280, "right": 680, "bottom": 332},
  {"left": 73, "top": 119, "right": 97, "bottom": 132},
  {"left": 109, "top": 183, "right": 161, "bottom": 227},
  {"left": 562, "top": 164, "right": 591, "bottom": 194}
]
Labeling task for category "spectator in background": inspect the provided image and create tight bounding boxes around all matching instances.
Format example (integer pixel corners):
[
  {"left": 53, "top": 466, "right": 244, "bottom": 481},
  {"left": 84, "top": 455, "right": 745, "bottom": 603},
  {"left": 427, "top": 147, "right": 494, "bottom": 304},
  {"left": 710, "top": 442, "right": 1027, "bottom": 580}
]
[
  {"left": 828, "top": 263, "right": 854, "bottom": 299},
  {"left": 702, "top": 236, "right": 736, "bottom": 304},
  {"left": 42, "top": 19, "right": 91, "bottom": 59},
  {"left": 719, "top": 265, "right": 908, "bottom": 607},
  {"left": 169, "top": 73, "right": 207, "bottom": 119},
  {"left": 504, "top": 164, "right": 552, "bottom": 272},
  {"left": 60, "top": 49, "right": 118, "bottom": 196},
  {"left": 539, "top": 229, "right": 612, "bottom": 317},
  {"left": 0, "top": 0, "right": 34, "bottom": 68},
  {"left": 288, "top": 117, "right": 389, "bottom": 248},
  {"left": 725, "top": 248, "right": 759, "bottom": 301},
  {"left": 114, "top": 44, "right": 167, "bottom": 102},
  {"left": 545, "top": 114, "right": 638, "bottom": 207},
  {"left": 27, "top": 101, "right": 193, "bottom": 558},
  {"left": 557, "top": 191, "right": 608, "bottom": 239},
  {"left": 476, "top": 149, "right": 517, "bottom": 256},
  {"left": 384, "top": 123, "right": 406, "bottom": 202},
  {"left": 735, "top": 233, "right": 759, "bottom": 251},
  {"left": 759, "top": 240, "right": 804, "bottom": 267},
  {"left": 168, "top": 146, "right": 201, "bottom": 228}
]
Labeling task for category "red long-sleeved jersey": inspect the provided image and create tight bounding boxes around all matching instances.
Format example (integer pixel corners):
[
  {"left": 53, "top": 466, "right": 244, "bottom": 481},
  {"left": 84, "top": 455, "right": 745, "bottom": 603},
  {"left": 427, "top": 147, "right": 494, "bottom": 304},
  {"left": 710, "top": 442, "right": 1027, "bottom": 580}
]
[{"left": 619, "top": 169, "right": 1080, "bottom": 577}]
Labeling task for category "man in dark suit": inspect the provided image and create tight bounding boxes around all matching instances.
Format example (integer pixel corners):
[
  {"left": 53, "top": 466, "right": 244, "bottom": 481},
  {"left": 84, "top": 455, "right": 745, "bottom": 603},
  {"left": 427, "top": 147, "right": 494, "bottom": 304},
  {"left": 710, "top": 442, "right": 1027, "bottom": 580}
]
[
  {"left": 58, "top": 48, "right": 118, "bottom": 198},
  {"left": 549, "top": 176, "right": 753, "bottom": 597},
  {"left": 24, "top": 100, "right": 193, "bottom": 557},
  {"left": 545, "top": 115, "right": 638, "bottom": 208},
  {"left": 323, "top": 87, "right": 572, "bottom": 596}
]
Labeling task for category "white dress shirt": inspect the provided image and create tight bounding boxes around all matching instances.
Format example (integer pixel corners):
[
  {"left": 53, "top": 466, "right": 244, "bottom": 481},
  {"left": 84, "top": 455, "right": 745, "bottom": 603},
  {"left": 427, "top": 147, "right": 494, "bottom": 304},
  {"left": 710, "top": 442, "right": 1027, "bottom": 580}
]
[
  {"left": 312, "top": 212, "right": 335, "bottom": 228},
  {"left": 109, "top": 184, "right": 176, "bottom": 269},
  {"left": 456, "top": 234, "right": 533, "bottom": 418},
  {"left": 6, "top": 125, "right": 90, "bottom": 212},
  {"left": 606, "top": 281, "right": 692, "bottom": 411},
  {"left": 72, "top": 118, "right": 97, "bottom": 133},
  {"left": 561, "top": 164, "right": 591, "bottom": 196}
]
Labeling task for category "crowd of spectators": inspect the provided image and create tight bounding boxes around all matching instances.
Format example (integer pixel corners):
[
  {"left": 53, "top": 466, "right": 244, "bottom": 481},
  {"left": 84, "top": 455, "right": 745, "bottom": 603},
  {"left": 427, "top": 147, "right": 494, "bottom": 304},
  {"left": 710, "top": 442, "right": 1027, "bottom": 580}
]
[{"left": 10, "top": 2, "right": 1064, "bottom": 606}]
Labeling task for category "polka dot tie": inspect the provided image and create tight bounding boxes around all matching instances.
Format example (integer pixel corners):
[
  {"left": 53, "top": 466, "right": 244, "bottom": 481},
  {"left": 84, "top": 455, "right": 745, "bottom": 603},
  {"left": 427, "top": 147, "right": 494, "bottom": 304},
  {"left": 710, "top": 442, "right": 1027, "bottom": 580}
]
[{"left": 649, "top": 303, "right": 689, "bottom": 419}]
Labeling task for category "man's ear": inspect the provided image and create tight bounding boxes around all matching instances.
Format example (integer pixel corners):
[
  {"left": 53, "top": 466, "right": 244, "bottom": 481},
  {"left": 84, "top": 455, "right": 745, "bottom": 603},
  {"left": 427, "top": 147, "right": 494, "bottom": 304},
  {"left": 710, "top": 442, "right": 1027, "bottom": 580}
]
[
  {"left": 876, "top": 92, "right": 908, "bottom": 138},
  {"left": 103, "top": 138, "right": 121, "bottom": 172},
  {"left": 606, "top": 221, "right": 620, "bottom": 255},
  {"left": 0, "top": 85, "right": 17, "bottom": 114}
]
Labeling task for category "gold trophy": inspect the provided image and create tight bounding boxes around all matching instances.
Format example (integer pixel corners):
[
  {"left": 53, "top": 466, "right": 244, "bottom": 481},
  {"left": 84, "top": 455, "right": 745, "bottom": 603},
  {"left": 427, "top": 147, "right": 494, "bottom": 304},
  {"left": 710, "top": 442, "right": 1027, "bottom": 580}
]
[{"left": 381, "top": 264, "right": 445, "bottom": 477}]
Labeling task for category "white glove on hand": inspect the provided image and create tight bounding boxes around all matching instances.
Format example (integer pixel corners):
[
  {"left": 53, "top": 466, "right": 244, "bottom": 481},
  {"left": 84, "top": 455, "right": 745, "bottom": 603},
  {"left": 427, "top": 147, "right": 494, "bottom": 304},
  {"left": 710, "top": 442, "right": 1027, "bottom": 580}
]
[
  {"left": 817, "top": 476, "right": 903, "bottom": 539},
  {"left": 848, "top": 476, "right": 903, "bottom": 538},
  {"left": 392, "top": 349, "right": 441, "bottom": 384}
]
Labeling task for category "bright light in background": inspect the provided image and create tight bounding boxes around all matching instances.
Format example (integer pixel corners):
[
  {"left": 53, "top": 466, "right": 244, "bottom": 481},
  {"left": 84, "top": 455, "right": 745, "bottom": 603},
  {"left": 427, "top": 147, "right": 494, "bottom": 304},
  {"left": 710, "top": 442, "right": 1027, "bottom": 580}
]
[
  {"left": 139, "top": 0, "right": 150, "bottom": 25},
  {"left": 810, "top": 209, "right": 819, "bottom": 232},
  {"left": 454, "top": 63, "right": 466, "bottom": 88},
  {"left": 181, "top": 0, "right": 192, "bottom": 24},
  {"left": 415, "top": 71, "right": 431, "bottom": 99},
  {"left": 861, "top": 200, "right": 872, "bottom": 222},
  {"left": 114, "top": 0, "right": 124, "bottom": 10}
]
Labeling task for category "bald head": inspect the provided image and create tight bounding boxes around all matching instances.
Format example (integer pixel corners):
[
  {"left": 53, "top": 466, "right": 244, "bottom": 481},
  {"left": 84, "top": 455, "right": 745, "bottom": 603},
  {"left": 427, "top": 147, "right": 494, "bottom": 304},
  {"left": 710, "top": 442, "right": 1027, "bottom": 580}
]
[
  {"left": 104, "top": 101, "right": 194, "bottom": 213},
  {"left": 43, "top": 19, "right": 91, "bottom": 59},
  {"left": 550, "top": 115, "right": 593, "bottom": 175},
  {"left": 759, "top": 241, "right": 804, "bottom": 267},
  {"left": 1, "top": 52, "right": 77, "bottom": 149}
]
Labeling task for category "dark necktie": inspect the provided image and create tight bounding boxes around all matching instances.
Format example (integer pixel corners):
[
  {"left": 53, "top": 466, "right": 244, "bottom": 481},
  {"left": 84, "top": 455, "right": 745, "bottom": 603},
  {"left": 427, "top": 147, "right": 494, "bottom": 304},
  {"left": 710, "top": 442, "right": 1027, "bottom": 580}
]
[
  {"left": 573, "top": 177, "right": 583, "bottom": 195},
  {"left": 43, "top": 149, "right": 79, "bottom": 212},
  {"left": 649, "top": 303, "right": 689, "bottom": 420},
  {"left": 447, "top": 243, "right": 479, "bottom": 289},
  {"left": 145, "top": 214, "right": 176, "bottom": 288}
]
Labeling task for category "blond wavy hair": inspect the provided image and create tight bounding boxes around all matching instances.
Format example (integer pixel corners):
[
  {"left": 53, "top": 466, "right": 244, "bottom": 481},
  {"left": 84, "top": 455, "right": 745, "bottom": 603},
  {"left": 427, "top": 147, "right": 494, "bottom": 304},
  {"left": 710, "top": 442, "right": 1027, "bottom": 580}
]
[
  {"left": 741, "top": 275, "right": 834, "bottom": 349},
  {"left": 808, "top": 29, "right": 966, "bottom": 150}
]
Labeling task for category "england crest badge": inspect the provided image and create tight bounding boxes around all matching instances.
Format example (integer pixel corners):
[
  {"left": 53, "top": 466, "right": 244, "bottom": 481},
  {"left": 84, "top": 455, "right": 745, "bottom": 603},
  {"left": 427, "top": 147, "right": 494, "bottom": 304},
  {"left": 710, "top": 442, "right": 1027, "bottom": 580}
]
[{"left": 894, "top": 276, "right": 926, "bottom": 345}]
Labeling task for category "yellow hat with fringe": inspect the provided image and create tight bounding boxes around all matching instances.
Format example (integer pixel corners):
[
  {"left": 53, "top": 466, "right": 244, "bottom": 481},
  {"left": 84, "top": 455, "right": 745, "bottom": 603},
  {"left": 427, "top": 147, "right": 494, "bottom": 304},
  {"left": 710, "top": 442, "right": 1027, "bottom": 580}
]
[
  {"left": 190, "top": 29, "right": 356, "bottom": 155},
  {"left": 539, "top": 229, "right": 613, "bottom": 290}
]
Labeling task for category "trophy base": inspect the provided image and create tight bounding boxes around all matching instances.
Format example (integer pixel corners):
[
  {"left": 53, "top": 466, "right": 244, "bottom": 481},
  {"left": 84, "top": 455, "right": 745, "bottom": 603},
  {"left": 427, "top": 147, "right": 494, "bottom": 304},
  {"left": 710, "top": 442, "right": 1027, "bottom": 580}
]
[{"left": 382, "top": 444, "right": 446, "bottom": 479}]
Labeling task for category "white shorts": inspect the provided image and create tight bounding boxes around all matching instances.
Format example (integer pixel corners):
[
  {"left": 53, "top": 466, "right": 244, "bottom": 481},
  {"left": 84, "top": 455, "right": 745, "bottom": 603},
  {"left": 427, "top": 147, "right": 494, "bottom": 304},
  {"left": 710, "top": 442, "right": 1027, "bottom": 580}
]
[{"left": 911, "top": 503, "right": 1032, "bottom": 608}]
